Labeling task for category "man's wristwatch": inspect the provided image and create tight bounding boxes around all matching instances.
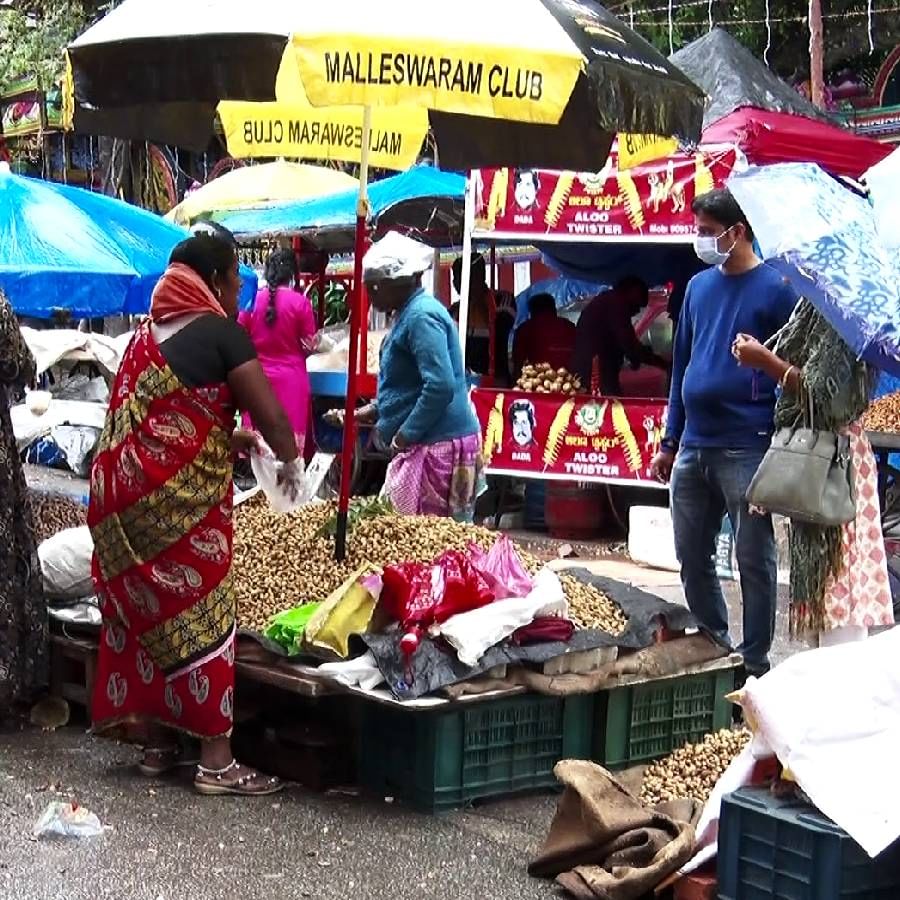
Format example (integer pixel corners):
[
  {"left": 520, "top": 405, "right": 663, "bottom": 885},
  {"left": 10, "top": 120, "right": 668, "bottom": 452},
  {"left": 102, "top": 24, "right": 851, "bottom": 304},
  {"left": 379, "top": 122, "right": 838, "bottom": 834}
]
[{"left": 660, "top": 437, "right": 679, "bottom": 454}]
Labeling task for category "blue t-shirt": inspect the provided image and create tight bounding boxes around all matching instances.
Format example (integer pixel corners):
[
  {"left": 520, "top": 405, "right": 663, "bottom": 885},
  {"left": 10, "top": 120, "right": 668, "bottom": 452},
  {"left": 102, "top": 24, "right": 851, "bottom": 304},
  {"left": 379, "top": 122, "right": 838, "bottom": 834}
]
[
  {"left": 376, "top": 289, "right": 479, "bottom": 447},
  {"left": 665, "top": 264, "right": 798, "bottom": 450}
]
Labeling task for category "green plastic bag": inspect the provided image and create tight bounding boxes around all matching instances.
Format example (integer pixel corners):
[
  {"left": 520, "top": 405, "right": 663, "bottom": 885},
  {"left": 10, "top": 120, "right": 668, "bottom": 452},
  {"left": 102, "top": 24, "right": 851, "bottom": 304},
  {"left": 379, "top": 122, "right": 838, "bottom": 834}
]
[{"left": 265, "top": 602, "right": 321, "bottom": 651}]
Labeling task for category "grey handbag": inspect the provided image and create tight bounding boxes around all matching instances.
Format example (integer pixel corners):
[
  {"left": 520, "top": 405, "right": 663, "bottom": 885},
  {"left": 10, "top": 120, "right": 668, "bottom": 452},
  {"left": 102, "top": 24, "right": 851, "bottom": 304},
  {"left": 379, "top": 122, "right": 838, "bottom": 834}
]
[{"left": 746, "top": 386, "right": 856, "bottom": 527}]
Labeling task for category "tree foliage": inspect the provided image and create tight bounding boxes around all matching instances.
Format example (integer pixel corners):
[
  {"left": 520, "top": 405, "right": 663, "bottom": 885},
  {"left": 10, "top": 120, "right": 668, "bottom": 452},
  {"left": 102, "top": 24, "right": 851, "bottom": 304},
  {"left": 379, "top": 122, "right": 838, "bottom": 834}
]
[
  {"left": 0, "top": 0, "right": 115, "bottom": 92},
  {"left": 617, "top": 0, "right": 900, "bottom": 76}
]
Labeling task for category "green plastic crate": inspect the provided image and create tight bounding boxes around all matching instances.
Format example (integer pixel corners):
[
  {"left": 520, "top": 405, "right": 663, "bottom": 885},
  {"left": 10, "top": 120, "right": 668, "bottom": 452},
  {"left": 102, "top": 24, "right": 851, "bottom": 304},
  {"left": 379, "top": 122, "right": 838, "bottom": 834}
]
[
  {"left": 593, "top": 665, "right": 737, "bottom": 769},
  {"left": 358, "top": 692, "right": 594, "bottom": 813}
]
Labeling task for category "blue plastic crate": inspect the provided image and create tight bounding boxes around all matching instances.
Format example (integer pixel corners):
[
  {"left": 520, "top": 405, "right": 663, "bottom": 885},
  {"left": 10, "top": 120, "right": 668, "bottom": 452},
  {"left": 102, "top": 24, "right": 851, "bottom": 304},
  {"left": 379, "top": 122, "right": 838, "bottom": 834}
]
[{"left": 718, "top": 788, "right": 900, "bottom": 900}]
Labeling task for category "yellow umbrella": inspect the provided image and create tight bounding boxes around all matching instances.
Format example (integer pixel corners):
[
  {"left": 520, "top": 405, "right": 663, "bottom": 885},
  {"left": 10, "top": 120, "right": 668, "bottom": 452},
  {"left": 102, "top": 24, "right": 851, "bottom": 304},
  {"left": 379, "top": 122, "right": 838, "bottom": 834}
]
[
  {"left": 218, "top": 51, "right": 429, "bottom": 171},
  {"left": 167, "top": 160, "right": 358, "bottom": 226}
]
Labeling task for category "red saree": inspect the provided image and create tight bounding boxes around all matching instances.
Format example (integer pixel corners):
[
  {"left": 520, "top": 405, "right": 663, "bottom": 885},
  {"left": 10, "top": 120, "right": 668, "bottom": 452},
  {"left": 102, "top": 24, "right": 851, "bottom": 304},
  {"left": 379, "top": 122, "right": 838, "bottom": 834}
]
[{"left": 89, "top": 323, "right": 237, "bottom": 738}]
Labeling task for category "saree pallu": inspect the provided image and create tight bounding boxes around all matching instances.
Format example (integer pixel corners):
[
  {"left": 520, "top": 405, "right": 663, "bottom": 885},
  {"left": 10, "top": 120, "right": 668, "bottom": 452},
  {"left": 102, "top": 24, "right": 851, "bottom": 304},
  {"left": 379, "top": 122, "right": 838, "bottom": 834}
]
[
  {"left": 383, "top": 432, "right": 485, "bottom": 523},
  {"left": 88, "top": 324, "right": 237, "bottom": 738}
]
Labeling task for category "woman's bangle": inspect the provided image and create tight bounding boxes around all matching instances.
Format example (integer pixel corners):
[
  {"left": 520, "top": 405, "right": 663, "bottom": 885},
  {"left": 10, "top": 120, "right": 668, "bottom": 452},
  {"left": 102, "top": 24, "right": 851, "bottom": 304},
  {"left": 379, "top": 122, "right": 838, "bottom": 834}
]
[{"left": 779, "top": 365, "right": 796, "bottom": 388}]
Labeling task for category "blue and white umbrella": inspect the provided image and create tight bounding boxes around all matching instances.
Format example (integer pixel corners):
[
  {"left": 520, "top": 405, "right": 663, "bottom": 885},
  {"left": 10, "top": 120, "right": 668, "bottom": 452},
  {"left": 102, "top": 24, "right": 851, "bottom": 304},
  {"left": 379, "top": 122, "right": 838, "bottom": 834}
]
[
  {"left": 728, "top": 163, "right": 900, "bottom": 376},
  {"left": 865, "top": 146, "right": 900, "bottom": 257}
]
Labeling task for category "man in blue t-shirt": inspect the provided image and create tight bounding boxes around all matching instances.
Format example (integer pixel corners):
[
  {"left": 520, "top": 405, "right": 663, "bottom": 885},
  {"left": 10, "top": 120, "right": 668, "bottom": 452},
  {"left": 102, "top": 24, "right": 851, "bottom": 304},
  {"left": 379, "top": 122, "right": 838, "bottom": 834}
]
[{"left": 650, "top": 189, "right": 798, "bottom": 676}]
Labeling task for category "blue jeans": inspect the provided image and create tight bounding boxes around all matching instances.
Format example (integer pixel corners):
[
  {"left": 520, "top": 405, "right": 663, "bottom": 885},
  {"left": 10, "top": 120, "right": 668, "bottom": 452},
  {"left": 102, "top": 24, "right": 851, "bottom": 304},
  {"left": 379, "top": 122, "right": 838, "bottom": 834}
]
[{"left": 670, "top": 447, "right": 777, "bottom": 675}]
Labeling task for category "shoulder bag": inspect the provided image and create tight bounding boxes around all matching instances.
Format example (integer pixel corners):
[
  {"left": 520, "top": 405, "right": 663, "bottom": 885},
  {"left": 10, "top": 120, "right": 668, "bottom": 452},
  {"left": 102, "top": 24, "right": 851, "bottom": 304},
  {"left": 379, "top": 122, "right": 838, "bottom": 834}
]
[{"left": 746, "top": 381, "right": 855, "bottom": 527}]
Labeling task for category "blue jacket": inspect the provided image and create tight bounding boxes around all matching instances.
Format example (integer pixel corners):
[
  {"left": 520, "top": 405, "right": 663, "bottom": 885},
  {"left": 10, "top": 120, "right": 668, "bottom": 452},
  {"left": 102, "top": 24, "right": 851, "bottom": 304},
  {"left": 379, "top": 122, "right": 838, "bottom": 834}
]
[
  {"left": 665, "top": 264, "right": 798, "bottom": 449},
  {"left": 376, "top": 289, "right": 479, "bottom": 446}
]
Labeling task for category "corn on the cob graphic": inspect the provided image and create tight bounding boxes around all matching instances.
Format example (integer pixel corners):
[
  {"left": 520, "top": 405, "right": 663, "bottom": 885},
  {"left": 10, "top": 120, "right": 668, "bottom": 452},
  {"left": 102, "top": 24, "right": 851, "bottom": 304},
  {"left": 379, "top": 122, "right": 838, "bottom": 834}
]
[
  {"left": 617, "top": 171, "right": 645, "bottom": 230},
  {"left": 543, "top": 399, "right": 575, "bottom": 468},
  {"left": 612, "top": 401, "right": 642, "bottom": 473},
  {"left": 544, "top": 172, "right": 575, "bottom": 228},
  {"left": 483, "top": 393, "right": 505, "bottom": 464},
  {"left": 694, "top": 153, "right": 715, "bottom": 198},
  {"left": 486, "top": 169, "right": 508, "bottom": 231}
]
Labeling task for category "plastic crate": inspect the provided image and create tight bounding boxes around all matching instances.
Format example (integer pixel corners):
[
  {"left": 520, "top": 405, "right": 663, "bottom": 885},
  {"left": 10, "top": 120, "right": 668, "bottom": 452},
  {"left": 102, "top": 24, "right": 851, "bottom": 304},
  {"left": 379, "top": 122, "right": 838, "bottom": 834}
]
[
  {"left": 593, "top": 665, "right": 736, "bottom": 768},
  {"left": 358, "top": 692, "right": 593, "bottom": 813},
  {"left": 718, "top": 787, "right": 900, "bottom": 900}
]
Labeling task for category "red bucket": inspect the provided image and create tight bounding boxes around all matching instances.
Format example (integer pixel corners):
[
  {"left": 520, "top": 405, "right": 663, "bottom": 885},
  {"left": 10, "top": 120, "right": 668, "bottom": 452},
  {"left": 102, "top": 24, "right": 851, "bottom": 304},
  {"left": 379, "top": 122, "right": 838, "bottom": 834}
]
[{"left": 544, "top": 482, "right": 607, "bottom": 540}]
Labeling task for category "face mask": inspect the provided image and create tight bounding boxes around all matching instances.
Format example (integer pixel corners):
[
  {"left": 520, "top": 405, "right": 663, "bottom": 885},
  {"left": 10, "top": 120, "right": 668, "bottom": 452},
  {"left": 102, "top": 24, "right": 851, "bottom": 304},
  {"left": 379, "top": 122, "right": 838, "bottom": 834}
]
[{"left": 694, "top": 229, "right": 735, "bottom": 266}]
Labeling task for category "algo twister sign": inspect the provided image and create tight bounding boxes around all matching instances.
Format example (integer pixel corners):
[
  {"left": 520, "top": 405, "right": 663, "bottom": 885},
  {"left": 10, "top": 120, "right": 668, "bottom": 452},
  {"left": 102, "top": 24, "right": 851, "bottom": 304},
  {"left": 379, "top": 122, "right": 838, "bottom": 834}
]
[
  {"left": 471, "top": 147, "right": 738, "bottom": 241},
  {"left": 472, "top": 389, "right": 668, "bottom": 486}
]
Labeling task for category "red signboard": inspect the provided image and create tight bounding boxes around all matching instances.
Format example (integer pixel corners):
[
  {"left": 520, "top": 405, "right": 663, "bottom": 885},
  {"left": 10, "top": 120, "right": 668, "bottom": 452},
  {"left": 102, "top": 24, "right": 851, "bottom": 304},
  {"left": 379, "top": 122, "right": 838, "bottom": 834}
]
[
  {"left": 472, "top": 388, "right": 668, "bottom": 487},
  {"left": 471, "top": 147, "right": 738, "bottom": 242}
]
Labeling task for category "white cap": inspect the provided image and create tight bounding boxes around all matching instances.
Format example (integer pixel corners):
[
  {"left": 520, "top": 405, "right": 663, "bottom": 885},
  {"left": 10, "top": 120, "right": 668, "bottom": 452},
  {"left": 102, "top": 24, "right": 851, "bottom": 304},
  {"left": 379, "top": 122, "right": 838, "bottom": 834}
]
[{"left": 362, "top": 231, "right": 433, "bottom": 281}]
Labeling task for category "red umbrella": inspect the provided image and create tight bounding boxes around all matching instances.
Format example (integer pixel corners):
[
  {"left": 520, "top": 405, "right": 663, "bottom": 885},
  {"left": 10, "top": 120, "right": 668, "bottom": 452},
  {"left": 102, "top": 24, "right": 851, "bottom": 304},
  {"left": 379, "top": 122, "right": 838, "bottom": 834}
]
[{"left": 702, "top": 106, "right": 892, "bottom": 181}]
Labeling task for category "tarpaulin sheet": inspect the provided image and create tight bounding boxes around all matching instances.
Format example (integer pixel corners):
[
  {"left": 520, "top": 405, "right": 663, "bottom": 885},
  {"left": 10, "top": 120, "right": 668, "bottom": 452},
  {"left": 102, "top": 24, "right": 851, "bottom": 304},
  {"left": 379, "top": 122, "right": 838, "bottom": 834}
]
[
  {"left": 217, "top": 166, "right": 465, "bottom": 250},
  {"left": 238, "top": 569, "right": 695, "bottom": 700},
  {"left": 363, "top": 570, "right": 695, "bottom": 700},
  {"left": 670, "top": 28, "right": 827, "bottom": 128},
  {"left": 0, "top": 167, "right": 258, "bottom": 317}
]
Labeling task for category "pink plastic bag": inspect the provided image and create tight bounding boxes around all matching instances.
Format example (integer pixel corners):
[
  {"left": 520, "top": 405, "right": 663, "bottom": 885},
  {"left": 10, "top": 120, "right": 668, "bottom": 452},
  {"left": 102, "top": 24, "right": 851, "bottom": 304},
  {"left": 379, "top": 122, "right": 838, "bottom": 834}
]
[{"left": 467, "top": 536, "right": 533, "bottom": 599}]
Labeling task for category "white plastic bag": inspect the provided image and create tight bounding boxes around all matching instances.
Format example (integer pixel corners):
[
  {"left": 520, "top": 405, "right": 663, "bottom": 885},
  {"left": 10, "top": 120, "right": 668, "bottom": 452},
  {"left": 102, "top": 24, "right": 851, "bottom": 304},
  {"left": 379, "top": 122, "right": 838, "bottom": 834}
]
[
  {"left": 34, "top": 802, "right": 104, "bottom": 839},
  {"left": 435, "top": 567, "right": 567, "bottom": 667},
  {"left": 249, "top": 445, "right": 310, "bottom": 514},
  {"left": 39, "top": 526, "right": 94, "bottom": 599}
]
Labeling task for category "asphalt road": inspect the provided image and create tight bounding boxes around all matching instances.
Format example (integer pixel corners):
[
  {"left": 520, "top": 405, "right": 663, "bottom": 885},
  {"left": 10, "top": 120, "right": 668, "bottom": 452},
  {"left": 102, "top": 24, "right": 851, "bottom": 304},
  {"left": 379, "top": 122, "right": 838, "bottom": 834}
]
[
  {"left": 0, "top": 725, "right": 560, "bottom": 900},
  {"left": 0, "top": 557, "right": 806, "bottom": 900}
]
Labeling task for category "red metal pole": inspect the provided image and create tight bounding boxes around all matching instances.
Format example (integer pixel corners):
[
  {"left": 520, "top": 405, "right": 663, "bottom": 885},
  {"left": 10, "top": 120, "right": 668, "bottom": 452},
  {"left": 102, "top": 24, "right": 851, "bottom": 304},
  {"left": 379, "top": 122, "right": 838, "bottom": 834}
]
[
  {"left": 335, "top": 107, "right": 373, "bottom": 561},
  {"left": 335, "top": 216, "right": 366, "bottom": 560},
  {"left": 317, "top": 253, "right": 328, "bottom": 328}
]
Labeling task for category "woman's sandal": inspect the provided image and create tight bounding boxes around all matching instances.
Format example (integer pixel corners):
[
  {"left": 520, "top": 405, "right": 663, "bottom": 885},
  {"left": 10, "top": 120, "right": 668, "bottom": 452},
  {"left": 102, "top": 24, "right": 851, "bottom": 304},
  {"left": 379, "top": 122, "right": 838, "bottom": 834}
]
[
  {"left": 138, "top": 746, "right": 200, "bottom": 777},
  {"left": 194, "top": 760, "right": 284, "bottom": 797}
]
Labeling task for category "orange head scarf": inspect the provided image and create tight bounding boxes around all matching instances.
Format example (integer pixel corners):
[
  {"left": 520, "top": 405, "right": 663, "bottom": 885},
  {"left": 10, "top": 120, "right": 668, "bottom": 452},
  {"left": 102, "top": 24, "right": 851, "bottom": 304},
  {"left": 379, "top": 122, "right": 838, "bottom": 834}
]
[{"left": 149, "top": 263, "right": 227, "bottom": 323}]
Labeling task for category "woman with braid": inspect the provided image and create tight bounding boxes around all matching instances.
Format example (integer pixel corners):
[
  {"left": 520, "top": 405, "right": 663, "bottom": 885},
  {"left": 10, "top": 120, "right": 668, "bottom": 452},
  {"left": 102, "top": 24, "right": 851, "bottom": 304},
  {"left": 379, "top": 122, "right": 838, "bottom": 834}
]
[
  {"left": 239, "top": 248, "right": 317, "bottom": 453},
  {"left": 733, "top": 300, "right": 894, "bottom": 646}
]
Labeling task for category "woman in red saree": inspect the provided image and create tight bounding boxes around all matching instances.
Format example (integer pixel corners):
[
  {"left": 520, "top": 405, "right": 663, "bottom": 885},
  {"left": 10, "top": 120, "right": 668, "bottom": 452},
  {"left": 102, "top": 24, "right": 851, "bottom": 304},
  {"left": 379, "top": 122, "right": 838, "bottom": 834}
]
[{"left": 89, "top": 232, "right": 301, "bottom": 795}]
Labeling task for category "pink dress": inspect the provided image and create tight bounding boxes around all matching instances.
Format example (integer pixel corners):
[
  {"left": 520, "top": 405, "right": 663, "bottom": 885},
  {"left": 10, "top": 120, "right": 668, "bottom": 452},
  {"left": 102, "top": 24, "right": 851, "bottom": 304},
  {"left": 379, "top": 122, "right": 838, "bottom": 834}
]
[{"left": 238, "top": 286, "right": 316, "bottom": 448}]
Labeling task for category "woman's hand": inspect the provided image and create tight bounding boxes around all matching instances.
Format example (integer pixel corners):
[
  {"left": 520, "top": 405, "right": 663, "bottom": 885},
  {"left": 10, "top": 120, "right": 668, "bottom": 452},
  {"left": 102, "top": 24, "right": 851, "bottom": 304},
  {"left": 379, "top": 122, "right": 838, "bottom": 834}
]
[
  {"left": 390, "top": 432, "right": 410, "bottom": 453},
  {"left": 325, "top": 403, "right": 377, "bottom": 428},
  {"left": 230, "top": 428, "right": 261, "bottom": 456},
  {"left": 276, "top": 458, "right": 305, "bottom": 504},
  {"left": 731, "top": 333, "right": 770, "bottom": 369}
]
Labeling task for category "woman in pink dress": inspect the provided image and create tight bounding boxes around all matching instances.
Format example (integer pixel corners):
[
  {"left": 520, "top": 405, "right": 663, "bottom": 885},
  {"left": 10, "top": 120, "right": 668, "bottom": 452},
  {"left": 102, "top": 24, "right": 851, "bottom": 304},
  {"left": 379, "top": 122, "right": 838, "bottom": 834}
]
[{"left": 239, "top": 249, "right": 317, "bottom": 452}]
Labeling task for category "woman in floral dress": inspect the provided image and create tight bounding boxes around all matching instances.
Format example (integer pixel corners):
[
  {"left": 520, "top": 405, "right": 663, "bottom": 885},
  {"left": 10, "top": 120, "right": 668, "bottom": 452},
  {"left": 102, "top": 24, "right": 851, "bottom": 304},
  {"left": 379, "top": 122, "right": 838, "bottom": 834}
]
[{"left": 734, "top": 299, "right": 894, "bottom": 645}]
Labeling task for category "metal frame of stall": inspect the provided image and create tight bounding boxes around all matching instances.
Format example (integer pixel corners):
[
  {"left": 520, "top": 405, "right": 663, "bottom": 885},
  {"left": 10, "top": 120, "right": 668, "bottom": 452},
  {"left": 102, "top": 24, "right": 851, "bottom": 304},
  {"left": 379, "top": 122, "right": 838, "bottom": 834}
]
[{"left": 454, "top": 149, "right": 740, "bottom": 501}]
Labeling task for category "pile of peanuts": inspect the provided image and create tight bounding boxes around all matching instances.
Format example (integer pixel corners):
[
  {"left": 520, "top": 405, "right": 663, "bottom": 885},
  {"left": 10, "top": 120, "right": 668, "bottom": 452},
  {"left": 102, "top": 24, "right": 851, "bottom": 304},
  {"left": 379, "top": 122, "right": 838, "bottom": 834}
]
[
  {"left": 233, "top": 498, "right": 627, "bottom": 635},
  {"left": 29, "top": 493, "right": 88, "bottom": 543},
  {"left": 640, "top": 728, "right": 752, "bottom": 806},
  {"left": 862, "top": 391, "right": 900, "bottom": 434}
]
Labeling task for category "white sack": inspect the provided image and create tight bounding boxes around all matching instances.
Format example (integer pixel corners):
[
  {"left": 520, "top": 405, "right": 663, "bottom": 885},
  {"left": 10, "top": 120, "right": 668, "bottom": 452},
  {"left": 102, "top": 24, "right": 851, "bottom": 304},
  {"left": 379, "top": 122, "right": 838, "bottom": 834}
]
[
  {"left": 739, "top": 627, "right": 900, "bottom": 857},
  {"left": 436, "top": 566, "right": 567, "bottom": 667},
  {"left": 39, "top": 526, "right": 94, "bottom": 599}
]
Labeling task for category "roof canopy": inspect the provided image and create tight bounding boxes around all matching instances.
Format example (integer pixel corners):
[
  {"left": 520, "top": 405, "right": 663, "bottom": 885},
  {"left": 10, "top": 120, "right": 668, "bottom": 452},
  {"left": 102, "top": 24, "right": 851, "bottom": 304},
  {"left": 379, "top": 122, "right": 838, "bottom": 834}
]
[
  {"left": 671, "top": 28, "right": 827, "bottom": 128},
  {"left": 703, "top": 106, "right": 892, "bottom": 181}
]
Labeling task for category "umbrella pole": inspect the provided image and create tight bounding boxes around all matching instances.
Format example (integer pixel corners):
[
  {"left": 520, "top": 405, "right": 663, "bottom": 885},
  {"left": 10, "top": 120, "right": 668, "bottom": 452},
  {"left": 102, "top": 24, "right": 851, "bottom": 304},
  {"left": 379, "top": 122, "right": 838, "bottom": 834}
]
[
  {"left": 335, "top": 106, "right": 372, "bottom": 561},
  {"left": 456, "top": 173, "right": 477, "bottom": 363}
]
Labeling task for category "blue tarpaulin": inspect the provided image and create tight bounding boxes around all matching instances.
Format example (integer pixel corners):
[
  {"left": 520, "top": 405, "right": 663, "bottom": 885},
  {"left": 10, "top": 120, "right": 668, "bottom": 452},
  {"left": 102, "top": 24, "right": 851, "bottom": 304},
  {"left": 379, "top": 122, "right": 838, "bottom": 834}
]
[
  {"left": 217, "top": 166, "right": 466, "bottom": 247},
  {"left": 0, "top": 166, "right": 256, "bottom": 318}
]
